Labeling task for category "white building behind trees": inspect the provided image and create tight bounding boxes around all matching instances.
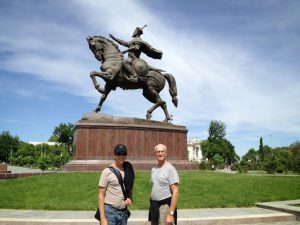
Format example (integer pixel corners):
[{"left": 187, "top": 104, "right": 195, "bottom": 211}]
[{"left": 187, "top": 138, "right": 203, "bottom": 162}]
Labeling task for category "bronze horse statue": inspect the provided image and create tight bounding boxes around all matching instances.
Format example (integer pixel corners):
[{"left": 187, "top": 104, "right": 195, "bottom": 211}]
[{"left": 87, "top": 36, "right": 178, "bottom": 122}]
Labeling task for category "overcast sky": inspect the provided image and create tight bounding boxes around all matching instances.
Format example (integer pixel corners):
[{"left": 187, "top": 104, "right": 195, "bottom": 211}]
[{"left": 0, "top": 0, "right": 299, "bottom": 157}]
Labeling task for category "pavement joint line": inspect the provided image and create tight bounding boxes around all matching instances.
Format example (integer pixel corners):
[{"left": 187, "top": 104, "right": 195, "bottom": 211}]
[
  {"left": 0, "top": 218, "right": 95, "bottom": 222},
  {"left": 178, "top": 212, "right": 295, "bottom": 220},
  {"left": 0, "top": 212, "right": 293, "bottom": 222}
]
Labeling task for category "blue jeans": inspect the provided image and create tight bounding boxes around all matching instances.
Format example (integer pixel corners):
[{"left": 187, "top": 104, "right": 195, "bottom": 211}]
[{"left": 105, "top": 204, "right": 128, "bottom": 225}]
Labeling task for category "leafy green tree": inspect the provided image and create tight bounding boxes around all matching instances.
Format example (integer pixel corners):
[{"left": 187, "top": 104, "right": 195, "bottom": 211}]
[
  {"left": 259, "top": 137, "right": 263, "bottom": 151},
  {"left": 36, "top": 144, "right": 53, "bottom": 156},
  {"left": 290, "top": 141, "right": 300, "bottom": 157},
  {"left": 13, "top": 142, "right": 37, "bottom": 166},
  {"left": 238, "top": 159, "right": 249, "bottom": 173},
  {"left": 258, "top": 137, "right": 264, "bottom": 161},
  {"left": 38, "top": 155, "right": 50, "bottom": 171},
  {"left": 201, "top": 120, "right": 238, "bottom": 165},
  {"left": 48, "top": 134, "right": 58, "bottom": 142},
  {"left": 208, "top": 120, "right": 226, "bottom": 141},
  {"left": 0, "top": 131, "right": 20, "bottom": 163},
  {"left": 275, "top": 148, "right": 293, "bottom": 172},
  {"left": 52, "top": 123, "right": 75, "bottom": 154},
  {"left": 293, "top": 156, "right": 300, "bottom": 173},
  {"left": 243, "top": 148, "right": 257, "bottom": 162},
  {"left": 242, "top": 148, "right": 258, "bottom": 170},
  {"left": 222, "top": 139, "right": 239, "bottom": 165},
  {"left": 16, "top": 142, "right": 37, "bottom": 158},
  {"left": 202, "top": 140, "right": 222, "bottom": 159},
  {"left": 263, "top": 145, "right": 273, "bottom": 160},
  {"left": 290, "top": 141, "right": 300, "bottom": 173},
  {"left": 212, "top": 154, "right": 224, "bottom": 169},
  {"left": 264, "top": 158, "right": 277, "bottom": 174}
]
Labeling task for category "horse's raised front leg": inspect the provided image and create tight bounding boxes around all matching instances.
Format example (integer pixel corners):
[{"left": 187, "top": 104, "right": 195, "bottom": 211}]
[
  {"left": 90, "top": 71, "right": 105, "bottom": 94},
  {"left": 95, "top": 85, "right": 112, "bottom": 113}
]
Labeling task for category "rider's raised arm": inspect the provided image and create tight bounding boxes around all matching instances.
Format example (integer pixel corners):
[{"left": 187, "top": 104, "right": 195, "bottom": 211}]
[{"left": 109, "top": 34, "right": 129, "bottom": 47}]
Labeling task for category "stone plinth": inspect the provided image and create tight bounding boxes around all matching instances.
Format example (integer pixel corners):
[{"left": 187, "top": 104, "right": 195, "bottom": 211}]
[
  {"left": 65, "top": 113, "right": 197, "bottom": 171},
  {"left": 0, "top": 163, "right": 11, "bottom": 174}
]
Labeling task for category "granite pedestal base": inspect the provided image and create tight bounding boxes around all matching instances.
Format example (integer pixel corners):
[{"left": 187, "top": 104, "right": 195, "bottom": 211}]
[{"left": 65, "top": 113, "right": 197, "bottom": 171}]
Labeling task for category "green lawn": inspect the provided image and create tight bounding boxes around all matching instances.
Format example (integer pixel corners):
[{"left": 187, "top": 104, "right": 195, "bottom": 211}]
[{"left": 0, "top": 171, "right": 299, "bottom": 210}]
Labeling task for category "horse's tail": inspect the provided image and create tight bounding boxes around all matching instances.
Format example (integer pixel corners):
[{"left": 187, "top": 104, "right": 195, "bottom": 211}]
[{"left": 163, "top": 73, "right": 178, "bottom": 107}]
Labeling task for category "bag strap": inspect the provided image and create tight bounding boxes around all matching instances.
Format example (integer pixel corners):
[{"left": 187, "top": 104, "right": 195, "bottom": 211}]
[{"left": 109, "top": 166, "right": 127, "bottom": 200}]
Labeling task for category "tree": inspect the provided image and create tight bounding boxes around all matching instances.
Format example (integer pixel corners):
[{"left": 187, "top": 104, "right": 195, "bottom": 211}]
[
  {"left": 38, "top": 155, "right": 50, "bottom": 171},
  {"left": 242, "top": 148, "right": 259, "bottom": 170},
  {"left": 222, "top": 139, "right": 239, "bottom": 165},
  {"left": 48, "top": 134, "right": 58, "bottom": 142},
  {"left": 290, "top": 141, "right": 300, "bottom": 157},
  {"left": 12, "top": 142, "right": 37, "bottom": 166},
  {"left": 208, "top": 120, "right": 226, "bottom": 141},
  {"left": 293, "top": 156, "right": 300, "bottom": 173},
  {"left": 289, "top": 141, "right": 300, "bottom": 173},
  {"left": 259, "top": 137, "right": 263, "bottom": 152},
  {"left": 264, "top": 158, "right": 277, "bottom": 174},
  {"left": 0, "top": 131, "right": 20, "bottom": 163},
  {"left": 52, "top": 123, "right": 75, "bottom": 154},
  {"left": 258, "top": 137, "right": 264, "bottom": 161},
  {"left": 212, "top": 154, "right": 224, "bottom": 170},
  {"left": 201, "top": 120, "right": 238, "bottom": 165}
]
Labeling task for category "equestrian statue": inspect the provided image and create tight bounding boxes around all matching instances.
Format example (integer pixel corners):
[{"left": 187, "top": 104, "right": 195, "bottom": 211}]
[{"left": 87, "top": 25, "right": 178, "bottom": 122}]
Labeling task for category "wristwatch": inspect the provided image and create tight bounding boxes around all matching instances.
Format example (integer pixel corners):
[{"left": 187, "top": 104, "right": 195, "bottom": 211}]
[{"left": 169, "top": 211, "right": 174, "bottom": 216}]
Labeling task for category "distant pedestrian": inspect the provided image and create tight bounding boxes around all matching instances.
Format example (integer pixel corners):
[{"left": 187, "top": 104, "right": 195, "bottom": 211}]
[
  {"left": 148, "top": 144, "right": 179, "bottom": 225},
  {"left": 98, "top": 144, "right": 135, "bottom": 225}
]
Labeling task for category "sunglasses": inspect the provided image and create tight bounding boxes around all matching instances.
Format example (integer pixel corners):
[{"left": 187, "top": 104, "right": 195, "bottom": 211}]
[{"left": 116, "top": 152, "right": 127, "bottom": 156}]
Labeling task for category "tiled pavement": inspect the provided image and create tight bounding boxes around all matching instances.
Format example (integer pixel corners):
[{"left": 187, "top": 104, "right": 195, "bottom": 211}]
[{"left": 0, "top": 201, "right": 299, "bottom": 225}]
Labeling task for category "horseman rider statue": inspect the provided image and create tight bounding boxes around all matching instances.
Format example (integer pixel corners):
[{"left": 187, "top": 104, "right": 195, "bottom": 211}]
[{"left": 109, "top": 25, "right": 164, "bottom": 83}]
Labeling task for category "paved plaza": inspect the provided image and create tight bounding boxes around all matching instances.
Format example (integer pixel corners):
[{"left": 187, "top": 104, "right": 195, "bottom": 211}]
[{"left": 0, "top": 202, "right": 299, "bottom": 225}]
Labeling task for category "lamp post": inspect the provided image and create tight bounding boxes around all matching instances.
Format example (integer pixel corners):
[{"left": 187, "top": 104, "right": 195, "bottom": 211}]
[
  {"left": 10, "top": 145, "right": 12, "bottom": 165},
  {"left": 269, "top": 134, "right": 273, "bottom": 158},
  {"left": 40, "top": 134, "right": 44, "bottom": 156},
  {"left": 60, "top": 153, "right": 63, "bottom": 171}
]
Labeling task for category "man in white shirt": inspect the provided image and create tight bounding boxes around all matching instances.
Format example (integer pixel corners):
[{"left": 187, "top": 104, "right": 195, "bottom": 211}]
[{"left": 149, "top": 144, "right": 179, "bottom": 225}]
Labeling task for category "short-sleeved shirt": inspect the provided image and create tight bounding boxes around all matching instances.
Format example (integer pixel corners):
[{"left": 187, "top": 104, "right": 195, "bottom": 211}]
[
  {"left": 150, "top": 162, "right": 179, "bottom": 201},
  {"left": 99, "top": 166, "right": 125, "bottom": 209}
]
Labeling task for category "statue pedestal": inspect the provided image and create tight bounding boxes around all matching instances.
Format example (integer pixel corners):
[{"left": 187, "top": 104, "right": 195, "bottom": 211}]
[{"left": 64, "top": 113, "right": 197, "bottom": 171}]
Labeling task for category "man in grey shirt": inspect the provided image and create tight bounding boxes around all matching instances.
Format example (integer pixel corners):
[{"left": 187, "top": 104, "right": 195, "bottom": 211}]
[{"left": 149, "top": 144, "right": 179, "bottom": 225}]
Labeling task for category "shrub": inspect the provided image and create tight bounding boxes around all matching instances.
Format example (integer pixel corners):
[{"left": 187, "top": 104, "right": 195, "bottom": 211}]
[
  {"left": 198, "top": 161, "right": 206, "bottom": 170},
  {"left": 37, "top": 155, "right": 51, "bottom": 171},
  {"left": 238, "top": 165, "right": 248, "bottom": 173},
  {"left": 264, "top": 159, "right": 277, "bottom": 174},
  {"left": 276, "top": 166, "right": 284, "bottom": 173}
]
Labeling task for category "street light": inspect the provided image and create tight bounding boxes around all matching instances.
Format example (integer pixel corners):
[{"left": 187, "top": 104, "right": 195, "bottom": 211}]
[
  {"left": 10, "top": 145, "right": 12, "bottom": 165},
  {"left": 269, "top": 134, "right": 274, "bottom": 158},
  {"left": 60, "top": 153, "right": 63, "bottom": 170}
]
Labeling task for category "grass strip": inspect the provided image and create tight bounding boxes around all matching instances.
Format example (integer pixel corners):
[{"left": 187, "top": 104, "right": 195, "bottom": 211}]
[{"left": 0, "top": 171, "right": 299, "bottom": 210}]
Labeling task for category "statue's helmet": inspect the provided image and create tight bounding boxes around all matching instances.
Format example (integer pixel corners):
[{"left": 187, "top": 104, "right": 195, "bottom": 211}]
[{"left": 132, "top": 27, "right": 143, "bottom": 37}]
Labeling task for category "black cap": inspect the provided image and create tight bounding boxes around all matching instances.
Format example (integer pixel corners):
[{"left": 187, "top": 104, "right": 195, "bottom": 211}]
[{"left": 114, "top": 144, "right": 128, "bottom": 155}]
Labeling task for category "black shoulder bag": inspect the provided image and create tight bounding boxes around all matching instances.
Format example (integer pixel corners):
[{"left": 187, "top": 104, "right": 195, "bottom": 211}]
[
  {"left": 94, "top": 166, "right": 131, "bottom": 222},
  {"left": 109, "top": 166, "right": 131, "bottom": 218}
]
